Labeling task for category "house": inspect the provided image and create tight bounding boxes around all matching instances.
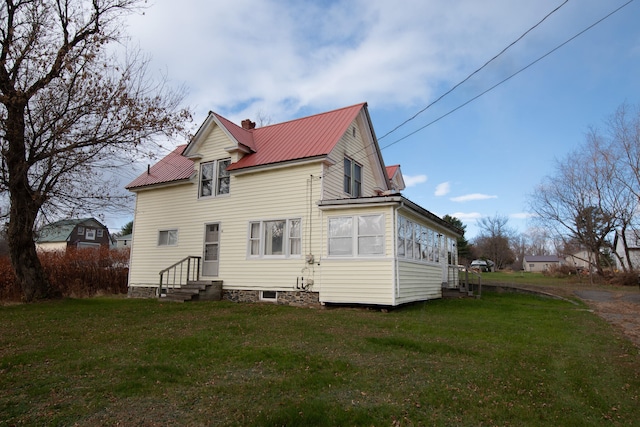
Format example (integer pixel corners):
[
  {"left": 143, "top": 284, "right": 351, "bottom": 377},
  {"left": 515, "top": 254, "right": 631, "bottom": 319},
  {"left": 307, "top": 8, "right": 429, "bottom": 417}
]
[
  {"left": 522, "top": 255, "right": 561, "bottom": 273},
  {"left": 116, "top": 234, "right": 133, "bottom": 249},
  {"left": 613, "top": 229, "right": 640, "bottom": 271},
  {"left": 125, "top": 103, "right": 462, "bottom": 306},
  {"left": 564, "top": 250, "right": 596, "bottom": 272},
  {"left": 36, "top": 218, "right": 111, "bottom": 251}
]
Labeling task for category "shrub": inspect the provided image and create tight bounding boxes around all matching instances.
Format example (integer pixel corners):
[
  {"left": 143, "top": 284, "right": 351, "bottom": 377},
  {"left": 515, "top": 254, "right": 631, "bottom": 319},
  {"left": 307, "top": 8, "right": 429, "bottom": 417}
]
[
  {"left": 0, "top": 247, "right": 130, "bottom": 301},
  {"left": 542, "top": 264, "right": 577, "bottom": 278},
  {"left": 609, "top": 271, "right": 640, "bottom": 287}
]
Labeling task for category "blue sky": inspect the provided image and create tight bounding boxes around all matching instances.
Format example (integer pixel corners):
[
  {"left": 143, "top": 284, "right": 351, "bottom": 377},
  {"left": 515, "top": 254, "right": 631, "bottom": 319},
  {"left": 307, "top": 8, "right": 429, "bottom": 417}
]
[{"left": 115, "top": 0, "right": 640, "bottom": 239}]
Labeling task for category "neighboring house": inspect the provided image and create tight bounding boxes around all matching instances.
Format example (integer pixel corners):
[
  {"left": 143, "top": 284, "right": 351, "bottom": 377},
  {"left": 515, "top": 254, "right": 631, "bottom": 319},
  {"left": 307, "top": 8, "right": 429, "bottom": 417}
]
[
  {"left": 565, "top": 250, "right": 596, "bottom": 272},
  {"left": 613, "top": 229, "right": 640, "bottom": 271},
  {"left": 126, "top": 103, "right": 462, "bottom": 306},
  {"left": 522, "top": 255, "right": 562, "bottom": 272},
  {"left": 116, "top": 234, "right": 133, "bottom": 249},
  {"left": 36, "top": 218, "right": 111, "bottom": 251}
]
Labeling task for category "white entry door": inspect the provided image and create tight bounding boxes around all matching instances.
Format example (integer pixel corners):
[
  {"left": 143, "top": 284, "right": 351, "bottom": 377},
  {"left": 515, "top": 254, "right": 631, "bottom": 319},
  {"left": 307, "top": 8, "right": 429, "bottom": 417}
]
[{"left": 203, "top": 223, "right": 220, "bottom": 277}]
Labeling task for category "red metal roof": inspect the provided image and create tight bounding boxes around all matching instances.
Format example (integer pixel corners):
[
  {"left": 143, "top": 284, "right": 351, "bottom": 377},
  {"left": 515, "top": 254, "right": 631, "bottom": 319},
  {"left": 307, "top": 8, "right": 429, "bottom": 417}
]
[
  {"left": 226, "top": 103, "right": 365, "bottom": 171},
  {"left": 126, "top": 145, "right": 194, "bottom": 190},
  {"left": 212, "top": 113, "right": 256, "bottom": 152},
  {"left": 386, "top": 165, "right": 399, "bottom": 179},
  {"left": 126, "top": 103, "right": 368, "bottom": 189}
]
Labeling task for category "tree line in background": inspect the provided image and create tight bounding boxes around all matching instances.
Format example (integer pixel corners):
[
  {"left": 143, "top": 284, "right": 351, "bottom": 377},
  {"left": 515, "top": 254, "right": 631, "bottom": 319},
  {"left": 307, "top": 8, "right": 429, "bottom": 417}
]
[{"left": 450, "top": 103, "right": 640, "bottom": 279}]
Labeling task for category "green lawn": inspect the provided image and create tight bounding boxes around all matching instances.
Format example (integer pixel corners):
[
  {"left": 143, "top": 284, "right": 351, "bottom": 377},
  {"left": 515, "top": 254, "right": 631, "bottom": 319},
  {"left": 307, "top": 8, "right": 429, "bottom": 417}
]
[{"left": 1, "top": 293, "right": 639, "bottom": 426}]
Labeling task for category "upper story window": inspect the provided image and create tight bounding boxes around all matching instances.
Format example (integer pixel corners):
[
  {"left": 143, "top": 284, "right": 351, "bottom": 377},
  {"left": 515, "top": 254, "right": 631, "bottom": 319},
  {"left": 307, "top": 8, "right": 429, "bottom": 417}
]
[
  {"left": 343, "top": 157, "right": 362, "bottom": 197},
  {"left": 85, "top": 229, "right": 96, "bottom": 240},
  {"left": 199, "top": 158, "right": 231, "bottom": 198}
]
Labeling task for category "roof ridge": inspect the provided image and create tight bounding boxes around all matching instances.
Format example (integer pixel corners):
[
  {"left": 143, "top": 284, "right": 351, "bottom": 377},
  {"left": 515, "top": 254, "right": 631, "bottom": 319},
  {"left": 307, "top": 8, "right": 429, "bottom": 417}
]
[{"left": 254, "top": 102, "right": 367, "bottom": 130}]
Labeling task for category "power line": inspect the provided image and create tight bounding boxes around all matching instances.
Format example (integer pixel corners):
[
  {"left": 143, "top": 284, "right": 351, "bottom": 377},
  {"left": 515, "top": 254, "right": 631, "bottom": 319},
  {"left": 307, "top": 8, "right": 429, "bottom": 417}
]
[
  {"left": 377, "top": 0, "right": 570, "bottom": 141},
  {"left": 380, "top": 0, "right": 635, "bottom": 151}
]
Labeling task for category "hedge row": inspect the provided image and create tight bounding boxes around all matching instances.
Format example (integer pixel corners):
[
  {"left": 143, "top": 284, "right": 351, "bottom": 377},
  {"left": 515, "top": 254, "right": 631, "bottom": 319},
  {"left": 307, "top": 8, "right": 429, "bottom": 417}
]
[{"left": 0, "top": 248, "right": 130, "bottom": 301}]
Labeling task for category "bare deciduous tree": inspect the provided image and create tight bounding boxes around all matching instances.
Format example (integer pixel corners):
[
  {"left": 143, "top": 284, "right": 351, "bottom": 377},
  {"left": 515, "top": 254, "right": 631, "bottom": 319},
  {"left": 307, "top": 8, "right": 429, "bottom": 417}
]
[
  {"left": 527, "top": 109, "right": 637, "bottom": 276},
  {"left": 474, "top": 214, "right": 515, "bottom": 270},
  {"left": 0, "top": 0, "right": 191, "bottom": 301}
]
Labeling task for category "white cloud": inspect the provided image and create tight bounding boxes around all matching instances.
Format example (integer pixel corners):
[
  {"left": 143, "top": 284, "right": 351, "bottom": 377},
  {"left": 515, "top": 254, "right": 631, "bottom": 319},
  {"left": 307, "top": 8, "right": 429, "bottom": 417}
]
[
  {"left": 123, "top": 0, "right": 571, "bottom": 122},
  {"left": 450, "top": 193, "right": 498, "bottom": 202},
  {"left": 403, "top": 174, "right": 428, "bottom": 188},
  {"left": 435, "top": 182, "right": 450, "bottom": 196},
  {"left": 450, "top": 212, "right": 483, "bottom": 221}
]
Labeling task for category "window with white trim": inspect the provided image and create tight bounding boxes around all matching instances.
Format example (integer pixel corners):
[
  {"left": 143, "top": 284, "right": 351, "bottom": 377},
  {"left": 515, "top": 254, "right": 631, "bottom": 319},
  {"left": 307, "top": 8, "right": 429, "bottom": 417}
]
[
  {"left": 328, "top": 214, "right": 384, "bottom": 257},
  {"left": 343, "top": 157, "right": 362, "bottom": 197},
  {"left": 260, "top": 290, "right": 277, "bottom": 302},
  {"left": 85, "top": 229, "right": 96, "bottom": 240},
  {"left": 158, "top": 229, "right": 178, "bottom": 246},
  {"left": 248, "top": 219, "right": 301, "bottom": 258},
  {"left": 199, "top": 158, "right": 231, "bottom": 198},
  {"left": 97, "top": 229, "right": 104, "bottom": 238},
  {"left": 397, "top": 215, "right": 451, "bottom": 264}
]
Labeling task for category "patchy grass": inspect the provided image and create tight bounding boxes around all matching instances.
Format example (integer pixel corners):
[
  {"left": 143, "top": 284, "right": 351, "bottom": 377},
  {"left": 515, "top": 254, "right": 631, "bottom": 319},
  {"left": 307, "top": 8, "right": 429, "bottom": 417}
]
[{"left": 1, "top": 293, "right": 639, "bottom": 426}]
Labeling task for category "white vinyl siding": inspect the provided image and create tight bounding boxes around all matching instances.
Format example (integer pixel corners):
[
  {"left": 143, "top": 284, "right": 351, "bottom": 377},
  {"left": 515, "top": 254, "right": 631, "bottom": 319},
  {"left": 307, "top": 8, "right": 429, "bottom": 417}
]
[
  {"left": 128, "top": 150, "right": 324, "bottom": 291},
  {"left": 322, "top": 114, "right": 386, "bottom": 201},
  {"left": 320, "top": 206, "right": 395, "bottom": 305}
]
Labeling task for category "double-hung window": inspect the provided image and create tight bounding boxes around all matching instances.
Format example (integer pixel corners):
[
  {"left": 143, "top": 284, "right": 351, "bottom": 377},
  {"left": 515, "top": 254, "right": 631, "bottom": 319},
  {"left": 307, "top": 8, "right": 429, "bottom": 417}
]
[
  {"left": 199, "top": 158, "right": 231, "bottom": 198},
  {"left": 328, "top": 214, "right": 384, "bottom": 257},
  {"left": 248, "top": 219, "right": 301, "bottom": 258},
  {"left": 343, "top": 157, "right": 362, "bottom": 197}
]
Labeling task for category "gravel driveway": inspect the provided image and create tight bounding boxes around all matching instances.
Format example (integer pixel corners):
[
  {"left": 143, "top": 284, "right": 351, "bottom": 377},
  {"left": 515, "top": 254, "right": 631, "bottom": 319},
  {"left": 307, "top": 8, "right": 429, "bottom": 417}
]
[{"left": 574, "top": 289, "right": 640, "bottom": 348}]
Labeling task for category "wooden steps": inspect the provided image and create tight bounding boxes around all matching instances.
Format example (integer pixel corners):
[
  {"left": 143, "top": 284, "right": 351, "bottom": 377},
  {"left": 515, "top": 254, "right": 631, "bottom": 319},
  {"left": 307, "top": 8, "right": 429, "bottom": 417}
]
[{"left": 159, "top": 280, "right": 223, "bottom": 302}]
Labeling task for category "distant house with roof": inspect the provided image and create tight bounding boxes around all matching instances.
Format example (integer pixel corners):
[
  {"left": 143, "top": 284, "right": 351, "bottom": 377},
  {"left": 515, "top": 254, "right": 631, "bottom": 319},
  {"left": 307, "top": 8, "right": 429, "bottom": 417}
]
[
  {"left": 36, "top": 218, "right": 111, "bottom": 251},
  {"left": 522, "top": 255, "right": 562, "bottom": 272},
  {"left": 116, "top": 234, "right": 133, "bottom": 249},
  {"left": 125, "top": 103, "right": 462, "bottom": 306},
  {"left": 613, "top": 229, "right": 640, "bottom": 271}
]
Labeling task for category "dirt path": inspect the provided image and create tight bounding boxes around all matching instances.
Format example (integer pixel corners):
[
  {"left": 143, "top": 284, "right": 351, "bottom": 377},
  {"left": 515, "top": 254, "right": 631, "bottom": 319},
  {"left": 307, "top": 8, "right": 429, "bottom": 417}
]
[{"left": 574, "top": 289, "right": 640, "bottom": 348}]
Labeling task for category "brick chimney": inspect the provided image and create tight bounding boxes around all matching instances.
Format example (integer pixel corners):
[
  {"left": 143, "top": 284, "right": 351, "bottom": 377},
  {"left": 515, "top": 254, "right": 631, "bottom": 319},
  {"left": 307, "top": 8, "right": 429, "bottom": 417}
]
[{"left": 241, "top": 119, "right": 256, "bottom": 130}]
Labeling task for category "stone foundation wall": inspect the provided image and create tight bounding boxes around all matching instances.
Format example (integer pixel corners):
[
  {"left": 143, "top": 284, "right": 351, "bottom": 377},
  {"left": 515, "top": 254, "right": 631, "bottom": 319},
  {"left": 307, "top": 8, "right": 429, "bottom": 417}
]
[
  {"left": 128, "top": 285, "right": 320, "bottom": 307},
  {"left": 223, "top": 289, "right": 320, "bottom": 307},
  {"left": 127, "top": 286, "right": 157, "bottom": 298}
]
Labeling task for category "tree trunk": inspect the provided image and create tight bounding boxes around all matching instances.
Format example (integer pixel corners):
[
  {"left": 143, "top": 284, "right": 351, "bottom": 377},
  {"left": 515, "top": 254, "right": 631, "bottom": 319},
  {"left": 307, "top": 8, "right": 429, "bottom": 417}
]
[
  {"left": 5, "top": 102, "right": 59, "bottom": 301},
  {"left": 7, "top": 212, "right": 58, "bottom": 302}
]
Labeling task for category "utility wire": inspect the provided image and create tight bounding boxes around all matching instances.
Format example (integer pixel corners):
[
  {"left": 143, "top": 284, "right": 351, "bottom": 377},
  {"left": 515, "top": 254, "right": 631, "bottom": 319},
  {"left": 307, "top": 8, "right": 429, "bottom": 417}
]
[
  {"left": 377, "top": 0, "right": 570, "bottom": 141},
  {"left": 380, "top": 0, "right": 635, "bottom": 151}
]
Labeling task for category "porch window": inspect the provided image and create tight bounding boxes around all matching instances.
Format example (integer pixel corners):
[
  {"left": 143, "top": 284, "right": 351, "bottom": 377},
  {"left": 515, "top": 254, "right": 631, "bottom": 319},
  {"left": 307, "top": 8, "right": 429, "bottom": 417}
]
[
  {"left": 343, "top": 157, "right": 362, "bottom": 197},
  {"left": 248, "top": 219, "right": 301, "bottom": 258},
  {"left": 199, "top": 158, "right": 231, "bottom": 198},
  {"left": 158, "top": 229, "right": 178, "bottom": 246},
  {"left": 397, "top": 215, "right": 446, "bottom": 264},
  {"left": 358, "top": 215, "right": 384, "bottom": 255},
  {"left": 328, "top": 214, "right": 384, "bottom": 257}
]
